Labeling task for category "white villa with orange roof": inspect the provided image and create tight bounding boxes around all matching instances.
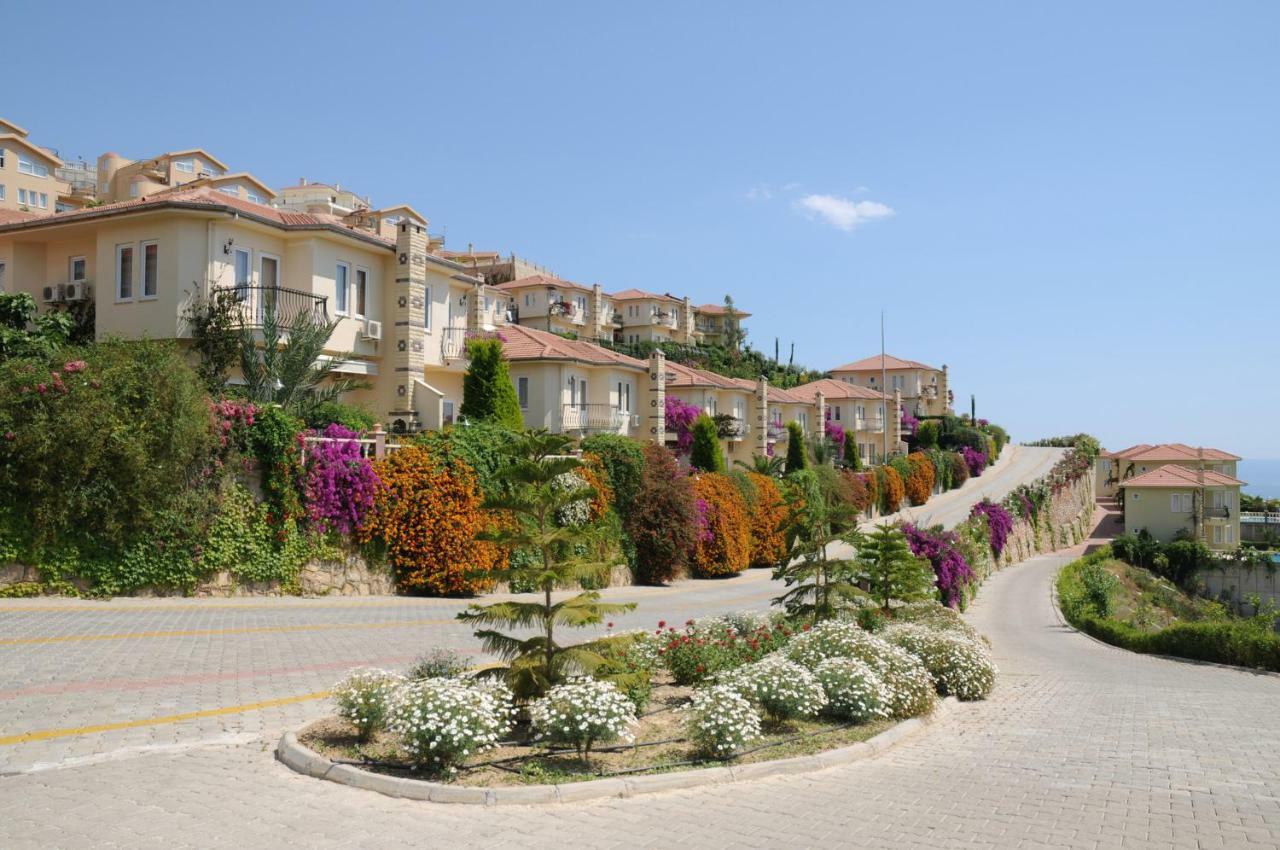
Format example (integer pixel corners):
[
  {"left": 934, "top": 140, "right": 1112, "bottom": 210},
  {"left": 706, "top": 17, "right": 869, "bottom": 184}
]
[
  {"left": 1096, "top": 443, "right": 1242, "bottom": 497},
  {"left": 829, "top": 353, "right": 951, "bottom": 417},
  {"left": 492, "top": 274, "right": 613, "bottom": 341},
  {"left": 611, "top": 288, "right": 698, "bottom": 345},
  {"left": 790, "top": 378, "right": 904, "bottom": 465}
]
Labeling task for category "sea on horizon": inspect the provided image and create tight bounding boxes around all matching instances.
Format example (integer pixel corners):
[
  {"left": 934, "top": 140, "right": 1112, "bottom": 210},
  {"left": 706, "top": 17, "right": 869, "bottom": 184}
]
[{"left": 1239, "top": 459, "right": 1280, "bottom": 499}]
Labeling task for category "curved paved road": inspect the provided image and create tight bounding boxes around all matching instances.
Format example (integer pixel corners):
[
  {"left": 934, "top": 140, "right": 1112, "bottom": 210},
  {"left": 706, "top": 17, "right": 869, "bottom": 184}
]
[{"left": 5, "top": 512, "right": 1280, "bottom": 847}]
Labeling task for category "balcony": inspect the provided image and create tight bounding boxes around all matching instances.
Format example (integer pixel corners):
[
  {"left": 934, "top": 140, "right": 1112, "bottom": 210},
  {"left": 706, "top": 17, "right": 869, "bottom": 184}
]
[
  {"left": 549, "top": 301, "right": 587, "bottom": 326},
  {"left": 612, "top": 311, "right": 625, "bottom": 326},
  {"left": 561, "top": 403, "right": 630, "bottom": 433},
  {"left": 441, "top": 326, "right": 505, "bottom": 363},
  {"left": 715, "top": 414, "right": 749, "bottom": 440},
  {"left": 212, "top": 285, "right": 328, "bottom": 328},
  {"left": 650, "top": 310, "right": 678, "bottom": 329},
  {"left": 856, "top": 417, "right": 886, "bottom": 433},
  {"left": 766, "top": 422, "right": 787, "bottom": 441},
  {"left": 1203, "top": 506, "right": 1230, "bottom": 519}
]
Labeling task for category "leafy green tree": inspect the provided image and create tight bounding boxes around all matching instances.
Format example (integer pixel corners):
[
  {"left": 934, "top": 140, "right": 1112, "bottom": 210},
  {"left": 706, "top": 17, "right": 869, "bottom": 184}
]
[
  {"left": 460, "top": 338, "right": 524, "bottom": 430},
  {"left": 183, "top": 288, "right": 242, "bottom": 394},
  {"left": 721, "top": 295, "right": 746, "bottom": 352},
  {"left": 0, "top": 293, "right": 72, "bottom": 362},
  {"left": 580, "top": 433, "right": 646, "bottom": 519},
  {"left": 843, "top": 435, "right": 862, "bottom": 470},
  {"left": 773, "top": 467, "right": 864, "bottom": 620},
  {"left": 736, "top": 454, "right": 785, "bottom": 476},
  {"left": 857, "top": 524, "right": 936, "bottom": 612},
  {"left": 689, "top": 414, "right": 724, "bottom": 472},
  {"left": 457, "top": 431, "right": 635, "bottom": 698},
  {"left": 238, "top": 302, "right": 366, "bottom": 421},
  {"left": 785, "top": 421, "right": 808, "bottom": 472}
]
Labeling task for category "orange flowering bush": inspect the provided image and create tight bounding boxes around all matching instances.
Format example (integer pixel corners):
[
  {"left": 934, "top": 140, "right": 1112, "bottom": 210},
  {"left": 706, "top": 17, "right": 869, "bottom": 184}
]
[
  {"left": 691, "top": 473, "right": 752, "bottom": 577},
  {"left": 876, "top": 465, "right": 906, "bottom": 514},
  {"left": 579, "top": 453, "right": 613, "bottom": 523},
  {"left": 842, "top": 470, "right": 876, "bottom": 515},
  {"left": 905, "top": 452, "right": 936, "bottom": 506},
  {"left": 358, "top": 445, "right": 505, "bottom": 595},
  {"left": 745, "top": 472, "right": 789, "bottom": 568}
]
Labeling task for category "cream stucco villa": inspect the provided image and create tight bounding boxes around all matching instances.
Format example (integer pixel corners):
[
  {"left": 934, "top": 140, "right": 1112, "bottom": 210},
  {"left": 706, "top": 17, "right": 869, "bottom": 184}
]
[{"left": 829, "top": 353, "right": 951, "bottom": 418}]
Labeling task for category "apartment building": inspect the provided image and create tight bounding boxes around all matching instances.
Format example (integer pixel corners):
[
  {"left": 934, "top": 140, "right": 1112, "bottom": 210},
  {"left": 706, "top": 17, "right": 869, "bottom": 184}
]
[
  {"left": 829, "top": 353, "right": 951, "bottom": 418},
  {"left": 97, "top": 148, "right": 235, "bottom": 203},
  {"left": 438, "top": 248, "right": 556, "bottom": 286},
  {"left": 694, "top": 303, "right": 750, "bottom": 348},
  {"left": 272, "top": 179, "right": 371, "bottom": 217},
  {"left": 1119, "top": 464, "right": 1246, "bottom": 551},
  {"left": 502, "top": 325, "right": 644, "bottom": 436},
  {"left": 790, "top": 378, "right": 904, "bottom": 465},
  {"left": 1096, "top": 443, "right": 1242, "bottom": 498},
  {"left": 492, "top": 274, "right": 613, "bottom": 340},
  {"left": 612, "top": 289, "right": 699, "bottom": 345},
  {"left": 0, "top": 118, "right": 69, "bottom": 215}
]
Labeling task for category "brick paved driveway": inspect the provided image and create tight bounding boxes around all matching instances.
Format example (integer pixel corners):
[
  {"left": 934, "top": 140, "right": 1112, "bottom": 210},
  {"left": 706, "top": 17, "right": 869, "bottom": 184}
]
[{"left": 4, "top": 450, "right": 1278, "bottom": 848}]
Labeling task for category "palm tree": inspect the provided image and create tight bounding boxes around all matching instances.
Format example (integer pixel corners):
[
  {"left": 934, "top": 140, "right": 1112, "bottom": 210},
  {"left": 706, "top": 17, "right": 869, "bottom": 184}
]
[
  {"left": 735, "top": 454, "right": 784, "bottom": 476},
  {"left": 238, "top": 301, "right": 367, "bottom": 420}
]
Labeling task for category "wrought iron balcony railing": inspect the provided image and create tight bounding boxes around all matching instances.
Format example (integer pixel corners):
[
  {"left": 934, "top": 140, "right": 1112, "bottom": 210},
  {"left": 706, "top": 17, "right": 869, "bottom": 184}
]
[{"left": 212, "top": 285, "right": 329, "bottom": 328}]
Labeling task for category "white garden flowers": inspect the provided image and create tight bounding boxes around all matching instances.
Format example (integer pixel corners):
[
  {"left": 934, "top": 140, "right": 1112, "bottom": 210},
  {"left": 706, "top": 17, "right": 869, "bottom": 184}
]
[
  {"left": 814, "top": 657, "right": 891, "bottom": 723},
  {"left": 529, "top": 679, "right": 637, "bottom": 757},
  {"left": 846, "top": 639, "right": 938, "bottom": 719},
  {"left": 386, "top": 677, "right": 514, "bottom": 772},
  {"left": 785, "top": 619, "right": 882, "bottom": 670},
  {"left": 727, "top": 654, "right": 827, "bottom": 721},
  {"left": 882, "top": 624, "right": 997, "bottom": 700},
  {"left": 331, "top": 668, "right": 405, "bottom": 742},
  {"left": 686, "top": 684, "right": 761, "bottom": 756}
]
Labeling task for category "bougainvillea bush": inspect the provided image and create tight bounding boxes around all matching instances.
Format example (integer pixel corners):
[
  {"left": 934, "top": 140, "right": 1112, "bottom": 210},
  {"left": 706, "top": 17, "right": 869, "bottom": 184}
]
[
  {"left": 690, "top": 473, "right": 751, "bottom": 577},
  {"left": 664, "top": 396, "right": 701, "bottom": 455},
  {"left": 904, "top": 452, "right": 936, "bottom": 506},
  {"left": 358, "top": 444, "right": 505, "bottom": 595},
  {"left": 303, "top": 424, "right": 380, "bottom": 535},
  {"left": 961, "top": 445, "right": 987, "bottom": 477},
  {"left": 875, "top": 465, "right": 905, "bottom": 514},
  {"left": 903, "top": 523, "right": 975, "bottom": 608},
  {"left": 625, "top": 444, "right": 698, "bottom": 584},
  {"left": 743, "top": 472, "right": 790, "bottom": 568},
  {"left": 970, "top": 499, "right": 1014, "bottom": 559}
]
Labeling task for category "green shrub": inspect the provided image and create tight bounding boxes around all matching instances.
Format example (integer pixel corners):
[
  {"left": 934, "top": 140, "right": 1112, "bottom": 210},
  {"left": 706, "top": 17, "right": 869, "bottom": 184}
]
[
  {"left": 580, "top": 434, "right": 645, "bottom": 520},
  {"left": 690, "top": 414, "right": 724, "bottom": 472},
  {"left": 785, "top": 422, "right": 807, "bottom": 472},
  {"left": 460, "top": 338, "right": 524, "bottom": 430},
  {"left": 305, "top": 400, "right": 376, "bottom": 432},
  {"left": 915, "top": 420, "right": 940, "bottom": 450},
  {"left": 1078, "top": 562, "right": 1119, "bottom": 618},
  {"left": 416, "top": 421, "right": 520, "bottom": 497},
  {"left": 624, "top": 445, "right": 698, "bottom": 584}
]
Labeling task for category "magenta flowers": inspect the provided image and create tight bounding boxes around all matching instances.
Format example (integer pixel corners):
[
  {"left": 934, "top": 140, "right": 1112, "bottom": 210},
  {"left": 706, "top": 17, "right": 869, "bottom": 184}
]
[
  {"left": 302, "top": 424, "right": 380, "bottom": 535},
  {"left": 664, "top": 396, "right": 701, "bottom": 455},
  {"left": 970, "top": 499, "right": 1014, "bottom": 558},
  {"left": 903, "top": 523, "right": 974, "bottom": 608},
  {"left": 961, "top": 445, "right": 987, "bottom": 477}
]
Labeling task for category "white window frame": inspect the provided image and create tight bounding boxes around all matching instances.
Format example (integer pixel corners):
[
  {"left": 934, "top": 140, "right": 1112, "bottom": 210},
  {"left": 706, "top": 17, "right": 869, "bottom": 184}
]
[
  {"left": 115, "top": 243, "right": 135, "bottom": 302},
  {"left": 140, "top": 240, "right": 159, "bottom": 299},
  {"left": 18, "top": 155, "right": 48, "bottom": 178},
  {"left": 218, "top": 186, "right": 240, "bottom": 197},
  {"left": 0, "top": 148, "right": 5, "bottom": 168},
  {"left": 233, "top": 248, "right": 252, "bottom": 300},
  {"left": 246, "top": 191, "right": 264, "bottom": 204},
  {"left": 18, "top": 188, "right": 27, "bottom": 206},
  {"left": 1226, "top": 525, "right": 1234, "bottom": 544},
  {"left": 354, "top": 266, "right": 369, "bottom": 318},
  {"left": 517, "top": 377, "right": 529, "bottom": 410},
  {"left": 334, "top": 262, "right": 350, "bottom": 315},
  {"left": 1213, "top": 525, "right": 1223, "bottom": 544},
  {"left": 69, "top": 256, "right": 86, "bottom": 282},
  {"left": 259, "top": 252, "right": 280, "bottom": 288},
  {"left": 173, "top": 158, "right": 195, "bottom": 174},
  {"left": 38, "top": 192, "right": 48, "bottom": 209}
]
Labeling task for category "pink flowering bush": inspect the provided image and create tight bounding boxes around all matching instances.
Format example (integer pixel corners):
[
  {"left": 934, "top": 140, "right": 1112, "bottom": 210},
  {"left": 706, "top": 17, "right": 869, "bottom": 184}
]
[
  {"left": 903, "top": 523, "right": 974, "bottom": 608},
  {"left": 900, "top": 409, "right": 920, "bottom": 436},
  {"left": 960, "top": 445, "right": 987, "bottom": 477},
  {"left": 302, "top": 424, "right": 381, "bottom": 535},
  {"left": 664, "top": 397, "right": 701, "bottom": 455},
  {"left": 210, "top": 399, "right": 257, "bottom": 453},
  {"left": 970, "top": 499, "right": 1014, "bottom": 559}
]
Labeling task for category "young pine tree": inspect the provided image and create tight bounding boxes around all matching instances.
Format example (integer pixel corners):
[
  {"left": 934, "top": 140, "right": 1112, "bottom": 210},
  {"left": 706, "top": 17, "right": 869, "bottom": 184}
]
[
  {"left": 773, "top": 467, "right": 864, "bottom": 620},
  {"left": 785, "top": 421, "right": 808, "bottom": 473},
  {"left": 457, "top": 431, "right": 635, "bottom": 698},
  {"left": 689, "top": 414, "right": 724, "bottom": 472},
  {"left": 857, "top": 523, "right": 936, "bottom": 612},
  {"left": 460, "top": 338, "right": 525, "bottom": 431}
]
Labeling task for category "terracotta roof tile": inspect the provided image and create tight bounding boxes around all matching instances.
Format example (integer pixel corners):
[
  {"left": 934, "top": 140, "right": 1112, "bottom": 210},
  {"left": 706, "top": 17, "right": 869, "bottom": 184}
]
[
  {"left": 1110, "top": 443, "right": 1241, "bottom": 462},
  {"left": 611, "top": 288, "right": 682, "bottom": 303},
  {"left": 1120, "top": 464, "right": 1246, "bottom": 489},
  {"left": 492, "top": 274, "right": 594, "bottom": 295},
  {"left": 501, "top": 325, "right": 644, "bottom": 369},
  {"left": 664, "top": 361, "right": 743, "bottom": 390},
  {"left": 695, "top": 303, "right": 752, "bottom": 318},
  {"left": 831, "top": 353, "right": 939, "bottom": 373},
  {"left": 0, "top": 208, "right": 43, "bottom": 225},
  {"left": 789, "top": 378, "right": 889, "bottom": 403}
]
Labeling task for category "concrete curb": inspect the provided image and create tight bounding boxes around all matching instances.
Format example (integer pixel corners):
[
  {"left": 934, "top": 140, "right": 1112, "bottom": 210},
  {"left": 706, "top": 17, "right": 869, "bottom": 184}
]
[
  {"left": 276, "top": 697, "right": 960, "bottom": 805},
  {"left": 1049, "top": 562, "right": 1280, "bottom": 680}
]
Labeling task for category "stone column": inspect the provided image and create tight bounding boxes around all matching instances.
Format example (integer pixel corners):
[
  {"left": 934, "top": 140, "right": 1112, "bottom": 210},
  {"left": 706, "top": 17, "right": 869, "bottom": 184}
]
[
  {"left": 940, "top": 364, "right": 950, "bottom": 415},
  {"left": 754, "top": 376, "right": 769, "bottom": 457},
  {"left": 468, "top": 281, "right": 486, "bottom": 330},
  {"left": 389, "top": 222, "right": 427, "bottom": 432},
  {"left": 892, "top": 388, "right": 903, "bottom": 450},
  {"left": 646, "top": 350, "right": 667, "bottom": 446},
  {"left": 682, "top": 296, "right": 696, "bottom": 344},
  {"left": 814, "top": 391, "right": 827, "bottom": 448},
  {"left": 591, "top": 283, "right": 605, "bottom": 340}
]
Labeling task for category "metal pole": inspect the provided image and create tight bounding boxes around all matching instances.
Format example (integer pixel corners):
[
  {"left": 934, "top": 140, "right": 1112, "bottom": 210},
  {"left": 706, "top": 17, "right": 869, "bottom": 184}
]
[{"left": 881, "top": 310, "right": 888, "bottom": 463}]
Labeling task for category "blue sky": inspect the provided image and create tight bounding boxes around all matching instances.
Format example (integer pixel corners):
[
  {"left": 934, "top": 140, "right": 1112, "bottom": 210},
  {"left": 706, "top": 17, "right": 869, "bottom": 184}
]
[{"left": 9, "top": 2, "right": 1278, "bottom": 457}]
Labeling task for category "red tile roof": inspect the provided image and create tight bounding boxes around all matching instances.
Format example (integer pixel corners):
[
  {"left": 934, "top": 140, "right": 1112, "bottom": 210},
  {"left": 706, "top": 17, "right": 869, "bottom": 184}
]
[
  {"left": 664, "top": 361, "right": 744, "bottom": 390},
  {"left": 695, "top": 303, "right": 753, "bottom": 318},
  {"left": 0, "top": 208, "right": 42, "bottom": 225},
  {"left": 1120, "top": 464, "right": 1246, "bottom": 489},
  {"left": 831, "top": 353, "right": 939, "bottom": 373},
  {"left": 1108, "top": 443, "right": 1241, "bottom": 462},
  {"left": 611, "top": 288, "right": 682, "bottom": 303},
  {"left": 501, "top": 324, "right": 644, "bottom": 369},
  {"left": 492, "top": 274, "right": 594, "bottom": 295},
  {"left": 0, "top": 187, "right": 397, "bottom": 249},
  {"left": 789, "top": 378, "right": 889, "bottom": 403}
]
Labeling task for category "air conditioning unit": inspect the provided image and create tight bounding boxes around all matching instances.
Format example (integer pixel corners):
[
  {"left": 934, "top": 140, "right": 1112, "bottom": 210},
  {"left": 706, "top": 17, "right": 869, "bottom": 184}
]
[
  {"left": 362, "top": 319, "right": 383, "bottom": 341},
  {"left": 64, "top": 282, "right": 89, "bottom": 302},
  {"left": 42, "top": 284, "right": 65, "bottom": 304}
]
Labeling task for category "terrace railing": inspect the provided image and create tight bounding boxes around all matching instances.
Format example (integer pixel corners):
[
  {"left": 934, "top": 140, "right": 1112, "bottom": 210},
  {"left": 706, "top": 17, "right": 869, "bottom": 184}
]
[
  {"left": 561, "top": 403, "right": 630, "bottom": 432},
  {"left": 213, "top": 285, "right": 329, "bottom": 328}
]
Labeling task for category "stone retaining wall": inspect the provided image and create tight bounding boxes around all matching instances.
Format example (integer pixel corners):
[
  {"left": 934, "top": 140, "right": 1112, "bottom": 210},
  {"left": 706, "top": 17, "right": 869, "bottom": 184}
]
[
  {"left": 999, "top": 472, "right": 1095, "bottom": 568},
  {"left": 1200, "top": 562, "right": 1280, "bottom": 614}
]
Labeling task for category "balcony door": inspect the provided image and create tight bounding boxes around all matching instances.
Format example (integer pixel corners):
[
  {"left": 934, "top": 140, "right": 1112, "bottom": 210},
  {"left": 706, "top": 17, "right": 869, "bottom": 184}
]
[{"left": 259, "top": 254, "right": 279, "bottom": 324}]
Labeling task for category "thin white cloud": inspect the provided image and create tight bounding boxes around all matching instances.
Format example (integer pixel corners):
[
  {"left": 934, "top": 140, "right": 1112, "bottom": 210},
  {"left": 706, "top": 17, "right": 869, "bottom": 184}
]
[
  {"left": 745, "top": 184, "right": 774, "bottom": 201},
  {"left": 793, "top": 193, "right": 894, "bottom": 232}
]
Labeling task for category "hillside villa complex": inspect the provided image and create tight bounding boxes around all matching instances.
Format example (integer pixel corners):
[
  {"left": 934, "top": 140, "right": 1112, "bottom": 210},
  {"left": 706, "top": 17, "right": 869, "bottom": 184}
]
[
  {"left": 1096, "top": 444, "right": 1246, "bottom": 551},
  {"left": 0, "top": 115, "right": 944, "bottom": 466}
]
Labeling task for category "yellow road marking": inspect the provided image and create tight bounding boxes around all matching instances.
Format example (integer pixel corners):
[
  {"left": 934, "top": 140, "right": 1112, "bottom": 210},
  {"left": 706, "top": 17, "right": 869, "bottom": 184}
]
[
  {"left": 0, "top": 690, "right": 332, "bottom": 746},
  {"left": 0, "top": 618, "right": 455, "bottom": 646}
]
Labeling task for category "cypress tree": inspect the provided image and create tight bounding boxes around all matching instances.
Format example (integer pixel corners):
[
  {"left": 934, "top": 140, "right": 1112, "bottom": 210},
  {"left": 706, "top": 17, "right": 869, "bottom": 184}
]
[
  {"left": 785, "top": 421, "right": 808, "bottom": 473},
  {"left": 460, "top": 338, "right": 524, "bottom": 431},
  {"left": 843, "top": 434, "right": 861, "bottom": 470},
  {"left": 689, "top": 414, "right": 724, "bottom": 472}
]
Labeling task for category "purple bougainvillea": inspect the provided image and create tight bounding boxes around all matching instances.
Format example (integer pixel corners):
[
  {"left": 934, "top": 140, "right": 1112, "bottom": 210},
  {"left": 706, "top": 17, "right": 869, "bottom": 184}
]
[
  {"left": 961, "top": 445, "right": 987, "bottom": 477},
  {"left": 900, "top": 408, "right": 920, "bottom": 436},
  {"left": 693, "top": 497, "right": 715, "bottom": 543},
  {"left": 970, "top": 499, "right": 1014, "bottom": 559},
  {"left": 665, "top": 396, "right": 701, "bottom": 455},
  {"left": 903, "top": 523, "right": 974, "bottom": 608},
  {"left": 303, "top": 424, "right": 380, "bottom": 535},
  {"left": 824, "top": 419, "right": 846, "bottom": 452}
]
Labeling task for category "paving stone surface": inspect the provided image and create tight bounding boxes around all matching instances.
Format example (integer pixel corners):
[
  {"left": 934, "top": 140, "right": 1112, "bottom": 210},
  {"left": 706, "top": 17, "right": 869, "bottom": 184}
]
[{"left": 3, "top": 447, "right": 1277, "bottom": 848}]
